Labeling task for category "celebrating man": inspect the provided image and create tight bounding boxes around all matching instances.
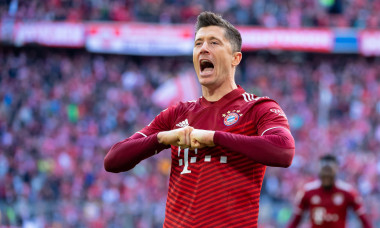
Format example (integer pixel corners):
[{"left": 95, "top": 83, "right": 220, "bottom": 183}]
[{"left": 105, "top": 11, "right": 295, "bottom": 227}]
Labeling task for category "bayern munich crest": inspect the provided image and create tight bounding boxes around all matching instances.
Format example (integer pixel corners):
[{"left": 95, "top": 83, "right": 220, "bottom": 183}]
[{"left": 222, "top": 110, "right": 243, "bottom": 126}]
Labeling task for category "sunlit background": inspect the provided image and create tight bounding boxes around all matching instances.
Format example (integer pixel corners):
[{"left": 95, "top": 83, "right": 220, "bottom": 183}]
[{"left": 0, "top": 0, "right": 380, "bottom": 227}]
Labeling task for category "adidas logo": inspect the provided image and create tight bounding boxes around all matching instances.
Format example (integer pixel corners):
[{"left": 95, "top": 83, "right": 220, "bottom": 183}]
[{"left": 176, "top": 119, "right": 189, "bottom": 128}]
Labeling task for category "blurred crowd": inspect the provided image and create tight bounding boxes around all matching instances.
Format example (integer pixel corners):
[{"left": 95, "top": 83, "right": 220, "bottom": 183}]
[
  {"left": 0, "top": 0, "right": 380, "bottom": 28},
  {"left": 0, "top": 48, "right": 380, "bottom": 227}
]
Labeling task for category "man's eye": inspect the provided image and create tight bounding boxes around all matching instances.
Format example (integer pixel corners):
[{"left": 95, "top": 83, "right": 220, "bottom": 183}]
[
  {"left": 195, "top": 42, "right": 201, "bottom": 46},
  {"left": 211, "top": 41, "right": 218, "bottom": 45}
]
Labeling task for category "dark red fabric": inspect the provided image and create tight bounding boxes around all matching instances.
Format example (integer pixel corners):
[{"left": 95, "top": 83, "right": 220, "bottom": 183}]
[
  {"left": 287, "top": 214, "right": 302, "bottom": 228},
  {"left": 214, "top": 127, "right": 295, "bottom": 167},
  {"left": 104, "top": 86, "right": 295, "bottom": 227},
  {"left": 104, "top": 133, "right": 168, "bottom": 173},
  {"left": 358, "top": 214, "right": 373, "bottom": 228},
  {"left": 104, "top": 119, "right": 295, "bottom": 172}
]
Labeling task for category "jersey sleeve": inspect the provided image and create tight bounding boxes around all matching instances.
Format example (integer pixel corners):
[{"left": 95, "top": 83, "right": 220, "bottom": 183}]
[
  {"left": 347, "top": 187, "right": 366, "bottom": 215},
  {"left": 253, "top": 100, "right": 290, "bottom": 136},
  {"left": 137, "top": 104, "right": 178, "bottom": 137},
  {"left": 288, "top": 190, "right": 308, "bottom": 228},
  {"left": 104, "top": 104, "right": 179, "bottom": 173},
  {"left": 347, "top": 188, "right": 373, "bottom": 228}
]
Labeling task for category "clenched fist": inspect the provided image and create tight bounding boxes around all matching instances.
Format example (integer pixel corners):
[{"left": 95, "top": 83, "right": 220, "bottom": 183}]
[
  {"left": 157, "top": 126, "right": 194, "bottom": 148},
  {"left": 157, "top": 127, "right": 215, "bottom": 149},
  {"left": 190, "top": 129, "right": 215, "bottom": 149}
]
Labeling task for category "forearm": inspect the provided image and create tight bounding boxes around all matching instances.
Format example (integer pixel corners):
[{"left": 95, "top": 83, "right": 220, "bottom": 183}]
[
  {"left": 359, "top": 214, "right": 373, "bottom": 228},
  {"left": 104, "top": 133, "right": 169, "bottom": 173},
  {"left": 213, "top": 128, "right": 295, "bottom": 167}
]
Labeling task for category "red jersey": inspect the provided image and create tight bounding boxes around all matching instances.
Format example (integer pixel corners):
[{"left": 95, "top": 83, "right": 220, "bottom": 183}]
[
  {"left": 291, "top": 180, "right": 368, "bottom": 228},
  {"left": 137, "top": 86, "right": 290, "bottom": 227}
]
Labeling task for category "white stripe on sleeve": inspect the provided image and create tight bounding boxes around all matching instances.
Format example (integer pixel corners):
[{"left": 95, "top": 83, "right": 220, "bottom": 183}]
[
  {"left": 136, "top": 132, "right": 148, "bottom": 137},
  {"left": 261, "top": 126, "right": 289, "bottom": 136}
]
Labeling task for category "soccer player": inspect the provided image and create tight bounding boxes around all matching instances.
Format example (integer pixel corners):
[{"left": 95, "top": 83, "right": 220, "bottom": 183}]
[
  {"left": 104, "top": 11, "right": 295, "bottom": 227},
  {"left": 287, "top": 154, "right": 373, "bottom": 228}
]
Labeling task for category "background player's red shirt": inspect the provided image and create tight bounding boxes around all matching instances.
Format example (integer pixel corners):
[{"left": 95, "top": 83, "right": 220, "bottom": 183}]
[
  {"left": 289, "top": 179, "right": 372, "bottom": 228},
  {"left": 137, "top": 86, "right": 290, "bottom": 228}
]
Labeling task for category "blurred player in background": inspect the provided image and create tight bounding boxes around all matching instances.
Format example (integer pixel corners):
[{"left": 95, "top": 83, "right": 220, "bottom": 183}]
[
  {"left": 105, "top": 11, "right": 295, "bottom": 227},
  {"left": 287, "top": 154, "right": 373, "bottom": 228}
]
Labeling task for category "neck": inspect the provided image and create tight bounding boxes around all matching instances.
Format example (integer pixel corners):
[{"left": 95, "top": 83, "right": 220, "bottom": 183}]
[
  {"left": 322, "top": 185, "right": 334, "bottom": 191},
  {"left": 201, "top": 81, "right": 238, "bottom": 102}
]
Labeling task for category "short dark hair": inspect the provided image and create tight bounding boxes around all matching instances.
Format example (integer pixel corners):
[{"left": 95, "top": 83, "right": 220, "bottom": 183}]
[
  {"left": 195, "top": 11, "right": 242, "bottom": 53},
  {"left": 320, "top": 154, "right": 338, "bottom": 164}
]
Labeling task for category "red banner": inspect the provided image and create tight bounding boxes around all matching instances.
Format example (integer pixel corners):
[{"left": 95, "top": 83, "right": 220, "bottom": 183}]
[
  {"left": 85, "top": 23, "right": 334, "bottom": 55},
  {"left": 359, "top": 30, "right": 380, "bottom": 56},
  {"left": 239, "top": 27, "right": 333, "bottom": 52},
  {"left": 85, "top": 23, "right": 194, "bottom": 55},
  {"left": 3, "top": 22, "right": 336, "bottom": 54}
]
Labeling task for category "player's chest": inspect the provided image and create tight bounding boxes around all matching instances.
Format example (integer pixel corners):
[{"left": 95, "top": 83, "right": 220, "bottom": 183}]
[
  {"left": 309, "top": 192, "right": 347, "bottom": 210},
  {"left": 173, "top": 105, "right": 256, "bottom": 134},
  {"left": 170, "top": 105, "right": 257, "bottom": 175},
  {"left": 309, "top": 192, "right": 348, "bottom": 225}
]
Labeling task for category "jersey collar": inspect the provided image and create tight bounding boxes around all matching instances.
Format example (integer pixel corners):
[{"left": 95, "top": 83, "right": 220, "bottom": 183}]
[{"left": 200, "top": 85, "right": 245, "bottom": 108}]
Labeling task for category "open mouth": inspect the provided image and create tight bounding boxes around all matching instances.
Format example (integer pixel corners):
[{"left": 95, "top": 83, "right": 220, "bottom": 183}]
[{"left": 200, "top": 59, "right": 214, "bottom": 73}]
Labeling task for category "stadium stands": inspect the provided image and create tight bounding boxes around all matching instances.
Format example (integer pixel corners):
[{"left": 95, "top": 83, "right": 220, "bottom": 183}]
[
  {"left": 0, "top": 48, "right": 379, "bottom": 227},
  {"left": 0, "top": 0, "right": 379, "bottom": 28}
]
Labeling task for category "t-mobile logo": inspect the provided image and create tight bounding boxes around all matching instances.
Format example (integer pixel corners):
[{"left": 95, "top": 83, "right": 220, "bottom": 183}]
[{"left": 178, "top": 147, "right": 227, "bottom": 174}]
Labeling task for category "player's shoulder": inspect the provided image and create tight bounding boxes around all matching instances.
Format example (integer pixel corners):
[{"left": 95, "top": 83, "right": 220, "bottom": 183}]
[
  {"left": 239, "top": 91, "right": 288, "bottom": 119},
  {"left": 166, "top": 98, "right": 200, "bottom": 116},
  {"left": 239, "top": 91, "right": 276, "bottom": 105},
  {"left": 335, "top": 179, "right": 356, "bottom": 194},
  {"left": 157, "top": 99, "right": 198, "bottom": 117},
  {"left": 303, "top": 180, "right": 322, "bottom": 192},
  {"left": 239, "top": 90, "right": 285, "bottom": 111},
  {"left": 295, "top": 180, "right": 321, "bottom": 202},
  {"left": 176, "top": 99, "right": 199, "bottom": 110}
]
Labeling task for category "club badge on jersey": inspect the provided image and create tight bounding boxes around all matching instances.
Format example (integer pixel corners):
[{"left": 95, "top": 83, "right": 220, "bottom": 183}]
[
  {"left": 332, "top": 193, "right": 344, "bottom": 205},
  {"left": 222, "top": 110, "right": 243, "bottom": 126}
]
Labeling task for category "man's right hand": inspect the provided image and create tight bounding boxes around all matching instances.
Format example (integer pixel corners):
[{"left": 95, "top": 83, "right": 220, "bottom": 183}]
[{"left": 157, "top": 126, "right": 194, "bottom": 148}]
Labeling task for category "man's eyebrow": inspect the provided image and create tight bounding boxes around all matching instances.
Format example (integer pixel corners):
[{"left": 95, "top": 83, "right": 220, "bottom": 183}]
[
  {"left": 209, "top": 36, "right": 222, "bottom": 42},
  {"left": 194, "top": 36, "right": 223, "bottom": 43},
  {"left": 194, "top": 38, "right": 203, "bottom": 43}
]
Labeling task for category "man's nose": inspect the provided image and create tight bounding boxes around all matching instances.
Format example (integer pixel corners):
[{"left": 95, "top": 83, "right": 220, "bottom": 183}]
[{"left": 200, "top": 42, "right": 210, "bottom": 54}]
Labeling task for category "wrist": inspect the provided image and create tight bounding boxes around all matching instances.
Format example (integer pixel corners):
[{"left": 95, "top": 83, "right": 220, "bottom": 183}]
[
  {"left": 157, "top": 132, "right": 165, "bottom": 144},
  {"left": 208, "top": 131, "right": 215, "bottom": 146}
]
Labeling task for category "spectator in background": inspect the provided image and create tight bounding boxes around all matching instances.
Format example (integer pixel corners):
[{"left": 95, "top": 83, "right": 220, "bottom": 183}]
[{"left": 288, "top": 154, "right": 373, "bottom": 228}]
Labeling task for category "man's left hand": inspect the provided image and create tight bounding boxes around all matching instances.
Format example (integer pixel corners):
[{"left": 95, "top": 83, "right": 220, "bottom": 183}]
[{"left": 190, "top": 129, "right": 215, "bottom": 149}]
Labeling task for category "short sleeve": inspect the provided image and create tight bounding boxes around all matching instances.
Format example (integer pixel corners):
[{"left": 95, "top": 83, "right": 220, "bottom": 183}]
[
  {"left": 137, "top": 105, "right": 177, "bottom": 137},
  {"left": 254, "top": 101, "right": 290, "bottom": 136},
  {"left": 348, "top": 188, "right": 366, "bottom": 215}
]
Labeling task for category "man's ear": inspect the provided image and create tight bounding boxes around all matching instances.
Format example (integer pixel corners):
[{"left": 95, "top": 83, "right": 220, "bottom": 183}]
[{"left": 232, "top": 52, "right": 242, "bottom": 66}]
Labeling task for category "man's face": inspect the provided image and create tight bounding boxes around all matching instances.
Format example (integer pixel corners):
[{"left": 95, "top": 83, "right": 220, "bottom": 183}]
[
  {"left": 319, "top": 165, "right": 337, "bottom": 189},
  {"left": 193, "top": 26, "right": 238, "bottom": 88}
]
